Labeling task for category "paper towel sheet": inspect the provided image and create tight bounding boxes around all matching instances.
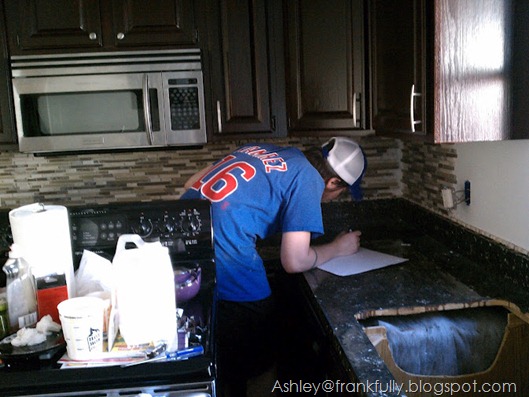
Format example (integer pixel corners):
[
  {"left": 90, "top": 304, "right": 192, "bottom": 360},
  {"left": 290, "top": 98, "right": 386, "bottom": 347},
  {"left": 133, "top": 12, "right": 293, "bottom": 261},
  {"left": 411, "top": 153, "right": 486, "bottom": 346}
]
[
  {"left": 9, "top": 203, "right": 75, "bottom": 298},
  {"left": 318, "top": 247, "right": 408, "bottom": 276}
]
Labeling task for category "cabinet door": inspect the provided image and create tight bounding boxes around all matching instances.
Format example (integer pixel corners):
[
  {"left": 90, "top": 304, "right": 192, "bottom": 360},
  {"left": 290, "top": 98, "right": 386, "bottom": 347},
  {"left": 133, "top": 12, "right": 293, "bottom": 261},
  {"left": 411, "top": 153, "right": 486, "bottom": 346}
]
[
  {"left": 5, "top": 0, "right": 103, "bottom": 54},
  {"left": 371, "top": 0, "right": 428, "bottom": 137},
  {"left": 433, "top": 0, "right": 513, "bottom": 142},
  {"left": 285, "top": 0, "right": 367, "bottom": 133},
  {"left": 0, "top": 2, "right": 17, "bottom": 143},
  {"left": 206, "top": 0, "right": 286, "bottom": 138},
  {"left": 111, "top": 0, "right": 197, "bottom": 48},
  {"left": 512, "top": 0, "right": 529, "bottom": 139}
]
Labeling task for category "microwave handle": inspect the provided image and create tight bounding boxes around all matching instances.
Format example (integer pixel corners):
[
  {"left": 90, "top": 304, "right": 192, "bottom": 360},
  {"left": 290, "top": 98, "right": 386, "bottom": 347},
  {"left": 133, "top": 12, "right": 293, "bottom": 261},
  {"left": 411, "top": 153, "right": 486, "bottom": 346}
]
[{"left": 142, "top": 74, "right": 154, "bottom": 145}]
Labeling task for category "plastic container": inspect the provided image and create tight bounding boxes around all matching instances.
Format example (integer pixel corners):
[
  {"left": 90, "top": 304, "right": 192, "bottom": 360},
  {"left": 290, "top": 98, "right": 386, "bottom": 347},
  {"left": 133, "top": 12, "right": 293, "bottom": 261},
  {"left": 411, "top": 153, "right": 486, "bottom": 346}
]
[
  {"left": 0, "top": 295, "right": 9, "bottom": 339},
  {"left": 58, "top": 297, "right": 104, "bottom": 360},
  {"left": 2, "top": 244, "right": 38, "bottom": 331},
  {"left": 113, "top": 234, "right": 177, "bottom": 348}
]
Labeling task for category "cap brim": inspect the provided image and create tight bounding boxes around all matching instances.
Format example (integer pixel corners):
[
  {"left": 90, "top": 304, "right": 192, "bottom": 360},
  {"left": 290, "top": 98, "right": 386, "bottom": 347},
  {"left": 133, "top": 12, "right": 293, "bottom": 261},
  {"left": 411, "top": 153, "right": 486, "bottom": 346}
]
[{"left": 348, "top": 179, "right": 363, "bottom": 201}]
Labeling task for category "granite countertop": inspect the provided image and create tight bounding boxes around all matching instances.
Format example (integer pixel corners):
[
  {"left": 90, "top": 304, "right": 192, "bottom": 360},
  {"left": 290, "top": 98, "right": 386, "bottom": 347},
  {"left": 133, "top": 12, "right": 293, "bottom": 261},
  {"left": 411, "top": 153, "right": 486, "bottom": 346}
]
[
  {"left": 301, "top": 237, "right": 503, "bottom": 397},
  {"left": 260, "top": 199, "right": 529, "bottom": 397}
]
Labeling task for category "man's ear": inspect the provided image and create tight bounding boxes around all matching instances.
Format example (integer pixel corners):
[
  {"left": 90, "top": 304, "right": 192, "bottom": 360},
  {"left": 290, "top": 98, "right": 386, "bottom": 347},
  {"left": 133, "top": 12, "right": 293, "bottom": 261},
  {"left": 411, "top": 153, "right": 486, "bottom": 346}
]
[{"left": 325, "top": 177, "right": 344, "bottom": 191}]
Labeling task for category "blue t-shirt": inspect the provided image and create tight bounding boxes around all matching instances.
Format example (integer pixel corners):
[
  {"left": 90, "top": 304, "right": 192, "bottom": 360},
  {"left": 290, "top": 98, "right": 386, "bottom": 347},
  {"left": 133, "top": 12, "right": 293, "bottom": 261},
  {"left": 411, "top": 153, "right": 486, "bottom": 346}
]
[{"left": 181, "top": 143, "right": 324, "bottom": 301}]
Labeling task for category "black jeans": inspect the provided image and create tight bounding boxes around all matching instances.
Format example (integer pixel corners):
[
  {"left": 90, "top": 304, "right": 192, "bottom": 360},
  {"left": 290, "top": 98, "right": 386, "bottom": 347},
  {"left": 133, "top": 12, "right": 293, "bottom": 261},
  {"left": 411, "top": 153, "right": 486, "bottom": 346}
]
[{"left": 216, "top": 296, "right": 277, "bottom": 396}]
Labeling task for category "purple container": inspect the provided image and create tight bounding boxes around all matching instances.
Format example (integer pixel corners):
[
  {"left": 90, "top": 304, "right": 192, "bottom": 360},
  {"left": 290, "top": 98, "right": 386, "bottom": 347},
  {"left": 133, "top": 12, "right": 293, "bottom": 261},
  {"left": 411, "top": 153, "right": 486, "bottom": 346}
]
[{"left": 174, "top": 266, "right": 201, "bottom": 304}]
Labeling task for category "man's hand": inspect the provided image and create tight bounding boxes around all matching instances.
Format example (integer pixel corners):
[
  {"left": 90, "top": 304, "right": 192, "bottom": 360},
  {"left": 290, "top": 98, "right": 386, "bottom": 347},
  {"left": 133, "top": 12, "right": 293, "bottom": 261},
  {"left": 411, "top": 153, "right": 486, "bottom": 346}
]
[
  {"left": 331, "top": 230, "right": 362, "bottom": 257},
  {"left": 280, "top": 230, "right": 362, "bottom": 274}
]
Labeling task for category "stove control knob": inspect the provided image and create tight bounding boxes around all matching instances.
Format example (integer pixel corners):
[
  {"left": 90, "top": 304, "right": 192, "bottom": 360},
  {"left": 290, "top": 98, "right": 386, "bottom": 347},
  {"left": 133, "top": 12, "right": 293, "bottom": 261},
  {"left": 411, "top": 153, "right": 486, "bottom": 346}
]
[
  {"left": 136, "top": 217, "right": 153, "bottom": 237},
  {"left": 162, "top": 216, "right": 175, "bottom": 233},
  {"left": 180, "top": 217, "right": 191, "bottom": 233},
  {"left": 180, "top": 216, "right": 199, "bottom": 233}
]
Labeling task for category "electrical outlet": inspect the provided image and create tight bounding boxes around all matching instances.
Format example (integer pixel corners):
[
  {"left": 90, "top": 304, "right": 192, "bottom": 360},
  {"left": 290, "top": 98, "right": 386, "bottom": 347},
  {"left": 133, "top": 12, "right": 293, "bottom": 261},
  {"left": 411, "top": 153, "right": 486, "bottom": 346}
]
[{"left": 464, "top": 180, "right": 471, "bottom": 205}]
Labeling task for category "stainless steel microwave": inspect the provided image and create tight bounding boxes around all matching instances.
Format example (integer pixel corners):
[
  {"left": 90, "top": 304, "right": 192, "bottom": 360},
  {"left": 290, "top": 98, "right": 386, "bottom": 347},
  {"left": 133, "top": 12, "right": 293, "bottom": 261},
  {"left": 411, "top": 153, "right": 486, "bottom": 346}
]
[{"left": 10, "top": 49, "right": 207, "bottom": 154}]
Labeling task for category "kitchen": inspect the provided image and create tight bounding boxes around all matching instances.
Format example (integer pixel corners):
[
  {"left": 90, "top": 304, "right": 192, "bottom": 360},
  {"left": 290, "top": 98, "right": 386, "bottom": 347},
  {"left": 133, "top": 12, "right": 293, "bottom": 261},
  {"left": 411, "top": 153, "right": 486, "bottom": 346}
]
[{"left": 1, "top": 0, "right": 529, "bottom": 396}]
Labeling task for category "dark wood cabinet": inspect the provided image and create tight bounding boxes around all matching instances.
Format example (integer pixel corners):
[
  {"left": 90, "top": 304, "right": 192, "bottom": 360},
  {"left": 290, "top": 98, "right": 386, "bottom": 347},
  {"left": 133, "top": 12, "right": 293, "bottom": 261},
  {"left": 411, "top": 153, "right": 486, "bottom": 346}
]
[
  {"left": 371, "top": 0, "right": 514, "bottom": 143},
  {"left": 4, "top": 0, "right": 103, "bottom": 53},
  {"left": 433, "top": 0, "right": 513, "bottom": 142},
  {"left": 204, "top": 0, "right": 286, "bottom": 138},
  {"left": 273, "top": 269, "right": 360, "bottom": 396},
  {"left": 0, "top": 2, "right": 16, "bottom": 144},
  {"left": 4, "top": 0, "right": 198, "bottom": 54},
  {"left": 512, "top": 0, "right": 529, "bottom": 139},
  {"left": 284, "top": 0, "right": 369, "bottom": 136},
  {"left": 110, "top": 0, "right": 197, "bottom": 48},
  {"left": 370, "top": 0, "right": 429, "bottom": 138}
]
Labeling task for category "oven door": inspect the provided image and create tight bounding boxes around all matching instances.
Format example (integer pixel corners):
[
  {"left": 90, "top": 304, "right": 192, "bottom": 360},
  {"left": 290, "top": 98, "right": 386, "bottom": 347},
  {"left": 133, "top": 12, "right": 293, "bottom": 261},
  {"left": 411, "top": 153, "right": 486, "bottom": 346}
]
[{"left": 12, "top": 72, "right": 166, "bottom": 153}]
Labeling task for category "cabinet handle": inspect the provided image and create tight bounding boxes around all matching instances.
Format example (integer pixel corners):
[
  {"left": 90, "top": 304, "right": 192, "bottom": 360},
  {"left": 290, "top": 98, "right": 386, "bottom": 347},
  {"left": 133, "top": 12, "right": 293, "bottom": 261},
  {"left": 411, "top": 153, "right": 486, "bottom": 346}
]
[
  {"left": 88, "top": 32, "right": 97, "bottom": 40},
  {"left": 117, "top": 32, "right": 125, "bottom": 40},
  {"left": 142, "top": 74, "right": 154, "bottom": 145},
  {"left": 352, "top": 92, "right": 357, "bottom": 128},
  {"left": 410, "top": 84, "right": 422, "bottom": 133},
  {"left": 216, "top": 101, "right": 223, "bottom": 133}
]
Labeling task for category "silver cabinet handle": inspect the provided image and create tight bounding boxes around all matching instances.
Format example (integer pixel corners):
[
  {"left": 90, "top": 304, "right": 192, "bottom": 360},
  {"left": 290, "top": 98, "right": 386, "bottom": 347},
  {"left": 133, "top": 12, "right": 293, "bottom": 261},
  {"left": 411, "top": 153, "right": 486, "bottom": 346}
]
[
  {"left": 352, "top": 92, "right": 357, "bottom": 128},
  {"left": 117, "top": 32, "right": 125, "bottom": 40},
  {"left": 142, "top": 74, "right": 154, "bottom": 145},
  {"left": 410, "top": 84, "right": 422, "bottom": 133},
  {"left": 216, "top": 101, "right": 223, "bottom": 133},
  {"left": 88, "top": 32, "right": 97, "bottom": 40}
]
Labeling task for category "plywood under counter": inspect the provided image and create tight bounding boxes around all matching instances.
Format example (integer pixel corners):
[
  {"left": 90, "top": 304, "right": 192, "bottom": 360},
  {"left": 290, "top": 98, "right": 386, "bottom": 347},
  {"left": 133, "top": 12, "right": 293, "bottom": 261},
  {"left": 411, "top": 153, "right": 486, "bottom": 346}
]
[{"left": 365, "top": 301, "right": 529, "bottom": 397}]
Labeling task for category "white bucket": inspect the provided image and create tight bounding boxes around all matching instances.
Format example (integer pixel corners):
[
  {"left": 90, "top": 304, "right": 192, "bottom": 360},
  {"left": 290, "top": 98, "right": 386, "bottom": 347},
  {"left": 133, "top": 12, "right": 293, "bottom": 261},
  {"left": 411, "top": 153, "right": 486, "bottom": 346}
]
[{"left": 58, "top": 297, "right": 104, "bottom": 360}]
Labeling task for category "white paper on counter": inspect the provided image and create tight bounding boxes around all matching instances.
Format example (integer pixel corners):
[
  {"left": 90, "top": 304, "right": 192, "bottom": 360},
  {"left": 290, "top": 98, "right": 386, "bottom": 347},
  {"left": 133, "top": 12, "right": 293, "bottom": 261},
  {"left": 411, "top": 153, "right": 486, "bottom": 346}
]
[{"left": 318, "top": 247, "right": 408, "bottom": 276}]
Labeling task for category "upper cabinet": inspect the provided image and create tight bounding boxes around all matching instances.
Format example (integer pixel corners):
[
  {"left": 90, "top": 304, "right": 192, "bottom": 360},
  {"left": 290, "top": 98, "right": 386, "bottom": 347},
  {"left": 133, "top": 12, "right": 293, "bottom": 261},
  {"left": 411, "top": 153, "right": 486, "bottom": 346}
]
[
  {"left": 510, "top": 1, "right": 529, "bottom": 139},
  {"left": 110, "top": 0, "right": 197, "bottom": 48},
  {"left": 370, "top": 0, "right": 429, "bottom": 138},
  {"left": 0, "top": 1, "right": 16, "bottom": 143},
  {"left": 4, "top": 0, "right": 198, "bottom": 55},
  {"left": 204, "top": 0, "right": 286, "bottom": 138},
  {"left": 284, "top": 0, "right": 370, "bottom": 136},
  {"left": 371, "top": 0, "right": 514, "bottom": 143},
  {"left": 433, "top": 0, "right": 513, "bottom": 142}
]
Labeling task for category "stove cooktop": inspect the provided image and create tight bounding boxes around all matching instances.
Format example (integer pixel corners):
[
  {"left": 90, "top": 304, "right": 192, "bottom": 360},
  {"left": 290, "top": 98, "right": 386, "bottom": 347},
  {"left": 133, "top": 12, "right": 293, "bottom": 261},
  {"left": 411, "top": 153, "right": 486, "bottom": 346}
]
[{"left": 0, "top": 200, "right": 217, "bottom": 396}]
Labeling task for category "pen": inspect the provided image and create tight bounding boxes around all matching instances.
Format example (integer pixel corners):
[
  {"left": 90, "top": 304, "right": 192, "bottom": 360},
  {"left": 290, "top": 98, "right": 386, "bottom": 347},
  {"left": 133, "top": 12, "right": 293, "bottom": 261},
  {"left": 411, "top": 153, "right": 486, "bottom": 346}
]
[{"left": 122, "top": 345, "right": 204, "bottom": 367}]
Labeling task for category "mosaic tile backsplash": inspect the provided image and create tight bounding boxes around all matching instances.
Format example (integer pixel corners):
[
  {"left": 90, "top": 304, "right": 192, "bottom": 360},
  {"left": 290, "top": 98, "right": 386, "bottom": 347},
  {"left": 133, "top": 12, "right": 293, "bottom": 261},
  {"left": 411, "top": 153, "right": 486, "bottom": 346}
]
[
  {"left": 0, "top": 136, "right": 403, "bottom": 208},
  {"left": 2, "top": 134, "right": 528, "bottom": 258}
]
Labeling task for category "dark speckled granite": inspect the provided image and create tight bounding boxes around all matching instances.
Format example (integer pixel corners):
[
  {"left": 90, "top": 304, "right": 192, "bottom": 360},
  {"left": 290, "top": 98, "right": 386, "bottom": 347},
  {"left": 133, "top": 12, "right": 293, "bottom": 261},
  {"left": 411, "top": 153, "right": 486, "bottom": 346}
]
[
  {"left": 301, "top": 239, "right": 492, "bottom": 397},
  {"left": 260, "top": 198, "right": 529, "bottom": 397},
  {"left": 316, "top": 199, "right": 529, "bottom": 312}
]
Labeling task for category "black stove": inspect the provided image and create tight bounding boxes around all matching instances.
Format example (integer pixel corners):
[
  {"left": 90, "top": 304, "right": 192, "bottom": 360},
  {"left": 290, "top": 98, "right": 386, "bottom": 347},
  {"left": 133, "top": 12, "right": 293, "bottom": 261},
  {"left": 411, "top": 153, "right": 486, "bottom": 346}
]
[
  {"left": 69, "top": 199, "right": 215, "bottom": 267},
  {"left": 0, "top": 200, "right": 217, "bottom": 397}
]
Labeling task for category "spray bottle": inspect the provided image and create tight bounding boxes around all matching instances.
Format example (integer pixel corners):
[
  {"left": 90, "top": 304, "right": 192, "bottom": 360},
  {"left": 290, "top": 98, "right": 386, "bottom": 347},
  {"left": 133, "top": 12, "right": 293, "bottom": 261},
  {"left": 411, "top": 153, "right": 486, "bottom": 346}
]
[{"left": 2, "top": 244, "right": 38, "bottom": 331}]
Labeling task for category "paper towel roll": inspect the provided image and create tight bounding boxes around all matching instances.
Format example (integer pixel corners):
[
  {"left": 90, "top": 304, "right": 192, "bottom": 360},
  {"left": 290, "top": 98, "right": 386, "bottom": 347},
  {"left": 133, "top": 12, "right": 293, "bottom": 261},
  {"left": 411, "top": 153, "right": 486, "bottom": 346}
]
[{"left": 9, "top": 203, "right": 75, "bottom": 298}]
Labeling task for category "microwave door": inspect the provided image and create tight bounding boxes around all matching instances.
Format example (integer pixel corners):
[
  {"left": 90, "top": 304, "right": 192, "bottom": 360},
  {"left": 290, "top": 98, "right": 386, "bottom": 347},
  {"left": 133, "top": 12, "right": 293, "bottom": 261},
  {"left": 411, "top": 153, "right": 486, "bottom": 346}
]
[{"left": 12, "top": 73, "right": 165, "bottom": 153}]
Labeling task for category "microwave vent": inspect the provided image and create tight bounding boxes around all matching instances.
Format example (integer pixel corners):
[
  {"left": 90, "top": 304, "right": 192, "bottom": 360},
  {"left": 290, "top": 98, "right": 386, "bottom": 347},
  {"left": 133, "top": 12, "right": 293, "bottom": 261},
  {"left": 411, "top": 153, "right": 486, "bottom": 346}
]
[{"left": 11, "top": 49, "right": 202, "bottom": 78}]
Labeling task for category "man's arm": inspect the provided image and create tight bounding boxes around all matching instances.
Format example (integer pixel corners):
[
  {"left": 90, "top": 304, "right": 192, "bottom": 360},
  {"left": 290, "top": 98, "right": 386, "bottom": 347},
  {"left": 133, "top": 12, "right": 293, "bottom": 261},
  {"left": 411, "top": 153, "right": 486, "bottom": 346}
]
[
  {"left": 184, "top": 165, "right": 214, "bottom": 190},
  {"left": 280, "top": 230, "right": 361, "bottom": 273}
]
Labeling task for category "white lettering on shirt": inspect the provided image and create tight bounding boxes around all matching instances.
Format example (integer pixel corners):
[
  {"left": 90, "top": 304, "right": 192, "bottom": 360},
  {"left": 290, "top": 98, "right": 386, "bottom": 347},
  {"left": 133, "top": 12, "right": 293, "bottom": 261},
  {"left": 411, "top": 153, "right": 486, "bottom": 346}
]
[{"left": 236, "top": 146, "right": 288, "bottom": 173}]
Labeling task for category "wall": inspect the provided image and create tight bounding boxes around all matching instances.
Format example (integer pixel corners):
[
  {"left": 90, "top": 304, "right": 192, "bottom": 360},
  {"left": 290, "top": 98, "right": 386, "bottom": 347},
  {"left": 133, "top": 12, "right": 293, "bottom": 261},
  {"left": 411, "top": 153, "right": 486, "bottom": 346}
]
[
  {"left": 452, "top": 140, "right": 529, "bottom": 254},
  {"left": 0, "top": 136, "right": 401, "bottom": 208},
  {"left": 401, "top": 138, "right": 529, "bottom": 256}
]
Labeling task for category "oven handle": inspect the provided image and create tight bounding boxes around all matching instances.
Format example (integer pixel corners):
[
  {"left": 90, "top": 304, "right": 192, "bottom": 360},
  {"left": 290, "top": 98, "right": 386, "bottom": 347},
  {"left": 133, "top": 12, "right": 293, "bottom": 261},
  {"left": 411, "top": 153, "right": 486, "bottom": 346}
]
[{"left": 142, "top": 74, "right": 154, "bottom": 145}]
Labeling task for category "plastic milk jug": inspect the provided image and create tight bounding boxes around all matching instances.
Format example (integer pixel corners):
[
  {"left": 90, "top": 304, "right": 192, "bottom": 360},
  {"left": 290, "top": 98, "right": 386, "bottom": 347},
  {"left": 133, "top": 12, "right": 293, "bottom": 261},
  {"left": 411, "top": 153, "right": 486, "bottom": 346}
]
[{"left": 113, "top": 234, "right": 177, "bottom": 347}]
